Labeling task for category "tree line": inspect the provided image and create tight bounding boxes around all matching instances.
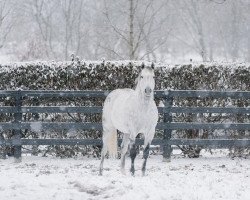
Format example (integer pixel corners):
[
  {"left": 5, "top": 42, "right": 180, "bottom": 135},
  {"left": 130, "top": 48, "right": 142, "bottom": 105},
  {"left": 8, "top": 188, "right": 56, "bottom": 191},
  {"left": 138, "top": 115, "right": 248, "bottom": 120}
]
[{"left": 0, "top": 0, "right": 249, "bottom": 62}]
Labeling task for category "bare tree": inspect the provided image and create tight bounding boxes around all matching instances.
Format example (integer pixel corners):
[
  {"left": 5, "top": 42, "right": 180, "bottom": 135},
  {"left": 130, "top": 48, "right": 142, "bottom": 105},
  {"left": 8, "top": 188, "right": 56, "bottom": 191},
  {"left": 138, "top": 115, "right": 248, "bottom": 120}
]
[
  {"left": 128, "top": 0, "right": 134, "bottom": 60},
  {"left": 176, "top": 0, "right": 208, "bottom": 61},
  {"left": 103, "top": 0, "right": 170, "bottom": 61},
  {"left": 59, "top": 0, "right": 88, "bottom": 60},
  {"left": 230, "top": 1, "right": 240, "bottom": 62},
  {"left": 28, "top": 0, "right": 58, "bottom": 59},
  {"left": 0, "top": 0, "right": 14, "bottom": 49},
  {"left": 245, "top": 2, "right": 250, "bottom": 62}
]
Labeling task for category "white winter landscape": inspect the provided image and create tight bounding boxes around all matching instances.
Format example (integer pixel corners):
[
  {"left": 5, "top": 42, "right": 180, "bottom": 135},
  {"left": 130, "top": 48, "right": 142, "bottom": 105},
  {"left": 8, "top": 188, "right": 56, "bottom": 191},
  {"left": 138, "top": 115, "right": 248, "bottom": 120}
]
[
  {"left": 0, "top": 150, "right": 249, "bottom": 200},
  {"left": 0, "top": 0, "right": 250, "bottom": 200}
]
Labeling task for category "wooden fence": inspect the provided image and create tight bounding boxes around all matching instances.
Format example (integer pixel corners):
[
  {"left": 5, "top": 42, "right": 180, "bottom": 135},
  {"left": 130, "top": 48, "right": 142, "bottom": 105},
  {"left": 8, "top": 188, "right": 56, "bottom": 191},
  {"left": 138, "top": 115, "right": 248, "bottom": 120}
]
[{"left": 0, "top": 90, "right": 249, "bottom": 161}]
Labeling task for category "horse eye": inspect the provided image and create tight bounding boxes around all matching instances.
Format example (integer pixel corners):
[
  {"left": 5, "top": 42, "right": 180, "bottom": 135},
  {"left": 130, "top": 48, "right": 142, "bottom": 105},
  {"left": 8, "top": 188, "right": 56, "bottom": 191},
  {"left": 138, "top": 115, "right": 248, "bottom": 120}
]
[{"left": 140, "top": 76, "right": 143, "bottom": 79}]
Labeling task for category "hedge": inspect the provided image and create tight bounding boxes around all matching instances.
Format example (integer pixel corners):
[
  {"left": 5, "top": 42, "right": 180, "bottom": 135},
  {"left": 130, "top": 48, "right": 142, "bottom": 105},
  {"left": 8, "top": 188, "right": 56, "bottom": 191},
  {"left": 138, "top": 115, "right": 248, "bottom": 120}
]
[{"left": 0, "top": 61, "right": 249, "bottom": 91}]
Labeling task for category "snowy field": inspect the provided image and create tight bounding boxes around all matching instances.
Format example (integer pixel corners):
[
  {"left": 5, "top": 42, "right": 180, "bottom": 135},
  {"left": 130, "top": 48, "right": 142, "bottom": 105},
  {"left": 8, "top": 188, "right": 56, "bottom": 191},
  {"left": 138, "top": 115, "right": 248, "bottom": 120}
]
[{"left": 0, "top": 150, "right": 249, "bottom": 200}]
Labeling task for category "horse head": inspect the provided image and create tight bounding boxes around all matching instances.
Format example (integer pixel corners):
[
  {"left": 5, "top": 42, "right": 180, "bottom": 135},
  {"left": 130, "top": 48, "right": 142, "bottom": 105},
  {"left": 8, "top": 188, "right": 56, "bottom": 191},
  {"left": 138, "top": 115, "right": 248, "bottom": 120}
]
[{"left": 136, "top": 63, "right": 155, "bottom": 99}]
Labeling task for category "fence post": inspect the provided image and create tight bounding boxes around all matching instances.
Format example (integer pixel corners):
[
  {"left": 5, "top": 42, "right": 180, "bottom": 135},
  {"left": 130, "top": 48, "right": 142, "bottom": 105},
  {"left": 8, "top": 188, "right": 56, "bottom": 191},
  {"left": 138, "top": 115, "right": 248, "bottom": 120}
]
[
  {"left": 0, "top": 133, "right": 6, "bottom": 159},
  {"left": 162, "top": 91, "right": 173, "bottom": 162},
  {"left": 13, "top": 90, "right": 22, "bottom": 162}
]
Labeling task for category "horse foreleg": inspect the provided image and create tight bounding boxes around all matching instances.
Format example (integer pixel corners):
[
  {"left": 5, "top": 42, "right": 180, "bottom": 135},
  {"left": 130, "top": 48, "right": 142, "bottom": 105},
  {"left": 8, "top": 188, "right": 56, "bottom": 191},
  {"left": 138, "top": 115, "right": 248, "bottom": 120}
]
[
  {"left": 129, "top": 140, "right": 137, "bottom": 176},
  {"left": 120, "top": 134, "right": 129, "bottom": 175},
  {"left": 142, "top": 143, "right": 150, "bottom": 176}
]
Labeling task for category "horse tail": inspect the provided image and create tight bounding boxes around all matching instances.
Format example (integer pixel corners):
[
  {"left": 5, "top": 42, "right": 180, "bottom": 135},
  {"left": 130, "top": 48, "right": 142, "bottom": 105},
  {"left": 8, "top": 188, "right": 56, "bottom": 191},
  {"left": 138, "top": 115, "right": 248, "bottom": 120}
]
[
  {"left": 106, "top": 128, "right": 117, "bottom": 158},
  {"left": 102, "top": 125, "right": 117, "bottom": 158},
  {"left": 102, "top": 90, "right": 118, "bottom": 158}
]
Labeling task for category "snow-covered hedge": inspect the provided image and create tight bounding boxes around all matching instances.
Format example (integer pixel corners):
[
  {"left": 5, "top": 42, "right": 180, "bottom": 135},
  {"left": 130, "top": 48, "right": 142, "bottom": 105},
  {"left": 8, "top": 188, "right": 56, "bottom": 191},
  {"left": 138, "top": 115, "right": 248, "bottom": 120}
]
[
  {"left": 0, "top": 61, "right": 249, "bottom": 91},
  {"left": 0, "top": 61, "right": 249, "bottom": 157}
]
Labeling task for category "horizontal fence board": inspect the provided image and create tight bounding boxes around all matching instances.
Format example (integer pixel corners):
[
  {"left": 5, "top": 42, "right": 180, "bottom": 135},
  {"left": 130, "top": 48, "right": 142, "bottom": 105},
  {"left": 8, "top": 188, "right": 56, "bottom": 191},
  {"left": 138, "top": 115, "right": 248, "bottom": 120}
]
[
  {"left": 21, "top": 90, "right": 109, "bottom": 98},
  {"left": 1, "top": 138, "right": 249, "bottom": 147},
  {"left": 0, "top": 107, "right": 18, "bottom": 113},
  {"left": 155, "top": 90, "right": 250, "bottom": 98},
  {"left": 1, "top": 106, "right": 249, "bottom": 114},
  {"left": 0, "top": 139, "right": 102, "bottom": 146},
  {"left": 0, "top": 122, "right": 249, "bottom": 131},
  {"left": 168, "top": 139, "right": 250, "bottom": 147},
  {"left": 22, "top": 139, "right": 103, "bottom": 146},
  {"left": 1, "top": 90, "right": 250, "bottom": 99},
  {"left": 0, "top": 106, "right": 249, "bottom": 114},
  {"left": 0, "top": 90, "right": 107, "bottom": 98},
  {"left": 0, "top": 122, "right": 103, "bottom": 130},
  {"left": 169, "top": 107, "right": 250, "bottom": 114},
  {"left": 0, "top": 91, "right": 20, "bottom": 97},
  {"left": 157, "top": 122, "right": 250, "bottom": 130},
  {"left": 20, "top": 106, "right": 103, "bottom": 113},
  {"left": 0, "top": 106, "right": 103, "bottom": 114}
]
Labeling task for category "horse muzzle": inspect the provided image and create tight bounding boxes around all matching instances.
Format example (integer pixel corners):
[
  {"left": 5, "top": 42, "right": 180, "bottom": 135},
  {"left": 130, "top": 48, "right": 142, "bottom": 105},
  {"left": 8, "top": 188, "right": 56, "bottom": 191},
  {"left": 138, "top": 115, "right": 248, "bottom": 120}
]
[{"left": 145, "top": 87, "right": 152, "bottom": 97}]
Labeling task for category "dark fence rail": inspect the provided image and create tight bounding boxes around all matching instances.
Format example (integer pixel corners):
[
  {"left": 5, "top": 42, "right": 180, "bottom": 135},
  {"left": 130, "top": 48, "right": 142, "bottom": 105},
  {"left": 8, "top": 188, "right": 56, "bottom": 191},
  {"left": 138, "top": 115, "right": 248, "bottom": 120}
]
[{"left": 0, "top": 90, "right": 250, "bottom": 161}]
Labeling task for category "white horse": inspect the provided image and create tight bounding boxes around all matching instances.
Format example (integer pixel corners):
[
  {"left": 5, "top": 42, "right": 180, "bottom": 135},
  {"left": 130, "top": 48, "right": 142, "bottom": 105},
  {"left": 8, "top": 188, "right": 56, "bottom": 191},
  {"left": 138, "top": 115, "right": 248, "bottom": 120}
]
[{"left": 99, "top": 64, "right": 158, "bottom": 176}]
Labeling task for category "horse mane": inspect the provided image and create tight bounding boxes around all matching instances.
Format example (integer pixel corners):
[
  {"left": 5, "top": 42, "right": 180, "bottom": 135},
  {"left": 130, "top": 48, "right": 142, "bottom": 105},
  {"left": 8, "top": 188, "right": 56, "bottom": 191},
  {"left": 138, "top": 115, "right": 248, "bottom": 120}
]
[{"left": 134, "top": 75, "right": 139, "bottom": 89}]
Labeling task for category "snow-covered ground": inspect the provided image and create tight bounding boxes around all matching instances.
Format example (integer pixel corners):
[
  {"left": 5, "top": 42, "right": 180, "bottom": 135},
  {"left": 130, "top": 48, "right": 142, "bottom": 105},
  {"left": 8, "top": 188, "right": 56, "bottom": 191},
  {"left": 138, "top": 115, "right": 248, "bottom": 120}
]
[{"left": 0, "top": 150, "right": 249, "bottom": 200}]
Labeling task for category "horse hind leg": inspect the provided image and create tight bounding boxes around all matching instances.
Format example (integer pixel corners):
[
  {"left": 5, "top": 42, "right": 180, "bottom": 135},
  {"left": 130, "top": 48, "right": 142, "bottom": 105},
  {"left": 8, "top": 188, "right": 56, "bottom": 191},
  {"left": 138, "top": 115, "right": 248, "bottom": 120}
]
[
  {"left": 99, "top": 126, "right": 117, "bottom": 176},
  {"left": 99, "top": 126, "right": 110, "bottom": 176},
  {"left": 120, "top": 133, "right": 130, "bottom": 175},
  {"left": 99, "top": 144, "right": 107, "bottom": 176}
]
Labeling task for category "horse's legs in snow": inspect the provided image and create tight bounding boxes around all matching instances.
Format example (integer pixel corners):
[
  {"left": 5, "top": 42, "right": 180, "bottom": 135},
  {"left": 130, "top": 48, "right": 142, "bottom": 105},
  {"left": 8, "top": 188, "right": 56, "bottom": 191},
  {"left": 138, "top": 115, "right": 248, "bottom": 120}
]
[
  {"left": 129, "top": 138, "right": 137, "bottom": 175},
  {"left": 142, "top": 143, "right": 150, "bottom": 176},
  {"left": 120, "top": 133, "right": 129, "bottom": 174}
]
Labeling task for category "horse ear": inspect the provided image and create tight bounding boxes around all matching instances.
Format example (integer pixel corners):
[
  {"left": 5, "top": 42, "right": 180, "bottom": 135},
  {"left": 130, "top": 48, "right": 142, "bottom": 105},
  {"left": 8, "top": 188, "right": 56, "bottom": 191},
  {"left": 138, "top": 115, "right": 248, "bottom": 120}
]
[
  {"left": 151, "top": 62, "right": 155, "bottom": 70},
  {"left": 141, "top": 63, "right": 145, "bottom": 69}
]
